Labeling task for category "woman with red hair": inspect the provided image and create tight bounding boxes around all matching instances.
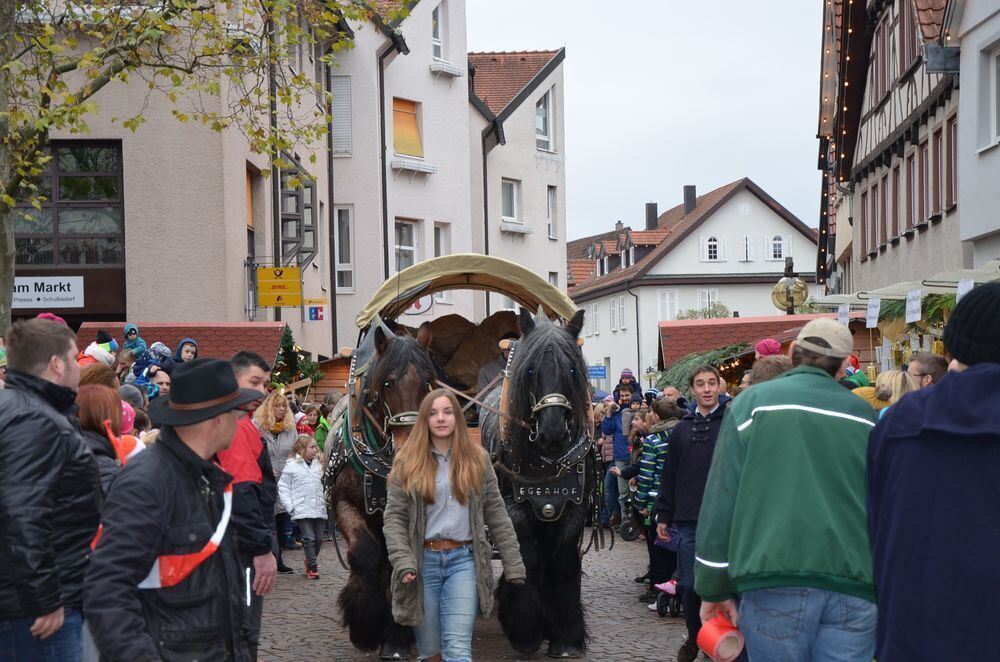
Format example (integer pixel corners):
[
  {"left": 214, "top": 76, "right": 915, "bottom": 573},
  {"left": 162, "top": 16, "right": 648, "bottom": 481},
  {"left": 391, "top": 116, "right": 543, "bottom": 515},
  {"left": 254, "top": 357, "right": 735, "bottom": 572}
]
[{"left": 76, "top": 385, "right": 123, "bottom": 497}]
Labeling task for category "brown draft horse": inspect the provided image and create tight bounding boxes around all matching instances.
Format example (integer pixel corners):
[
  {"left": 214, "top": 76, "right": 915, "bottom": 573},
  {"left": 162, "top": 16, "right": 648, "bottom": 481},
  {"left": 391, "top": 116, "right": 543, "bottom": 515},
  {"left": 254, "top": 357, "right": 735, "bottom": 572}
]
[{"left": 328, "top": 327, "right": 435, "bottom": 660}]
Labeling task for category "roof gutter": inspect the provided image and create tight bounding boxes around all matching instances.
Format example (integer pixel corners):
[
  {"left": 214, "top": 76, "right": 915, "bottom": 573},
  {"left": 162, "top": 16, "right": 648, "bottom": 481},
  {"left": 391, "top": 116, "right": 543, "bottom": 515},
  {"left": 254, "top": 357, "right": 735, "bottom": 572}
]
[{"left": 377, "top": 31, "right": 409, "bottom": 280}]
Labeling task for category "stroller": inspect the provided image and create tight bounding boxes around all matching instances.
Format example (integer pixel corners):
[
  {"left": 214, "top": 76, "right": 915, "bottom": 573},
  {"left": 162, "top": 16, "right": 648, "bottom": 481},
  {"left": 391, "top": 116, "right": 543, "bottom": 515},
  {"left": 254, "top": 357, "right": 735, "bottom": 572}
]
[
  {"left": 652, "top": 522, "right": 683, "bottom": 617},
  {"left": 618, "top": 482, "right": 642, "bottom": 542}
]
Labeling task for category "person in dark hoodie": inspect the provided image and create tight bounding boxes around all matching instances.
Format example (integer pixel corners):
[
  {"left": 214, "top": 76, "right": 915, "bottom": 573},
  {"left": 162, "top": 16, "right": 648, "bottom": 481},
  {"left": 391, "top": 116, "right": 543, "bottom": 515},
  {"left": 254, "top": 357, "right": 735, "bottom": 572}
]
[
  {"left": 867, "top": 282, "right": 1000, "bottom": 662},
  {"left": 654, "top": 364, "right": 728, "bottom": 662},
  {"left": 76, "top": 385, "right": 124, "bottom": 497},
  {"left": 174, "top": 337, "right": 199, "bottom": 363},
  {"left": 122, "top": 323, "right": 147, "bottom": 356}
]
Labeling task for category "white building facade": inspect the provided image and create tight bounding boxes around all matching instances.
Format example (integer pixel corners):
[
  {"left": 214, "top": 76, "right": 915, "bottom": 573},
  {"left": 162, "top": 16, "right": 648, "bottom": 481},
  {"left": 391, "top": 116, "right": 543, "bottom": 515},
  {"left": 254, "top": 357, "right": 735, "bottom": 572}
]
[
  {"left": 569, "top": 179, "right": 818, "bottom": 389},
  {"left": 956, "top": 1, "right": 1000, "bottom": 265}
]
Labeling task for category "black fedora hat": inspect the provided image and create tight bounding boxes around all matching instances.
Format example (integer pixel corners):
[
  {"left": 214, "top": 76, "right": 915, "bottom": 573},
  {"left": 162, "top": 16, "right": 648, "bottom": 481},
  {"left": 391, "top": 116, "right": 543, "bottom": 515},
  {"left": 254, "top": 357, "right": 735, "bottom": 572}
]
[{"left": 149, "top": 359, "right": 264, "bottom": 427}]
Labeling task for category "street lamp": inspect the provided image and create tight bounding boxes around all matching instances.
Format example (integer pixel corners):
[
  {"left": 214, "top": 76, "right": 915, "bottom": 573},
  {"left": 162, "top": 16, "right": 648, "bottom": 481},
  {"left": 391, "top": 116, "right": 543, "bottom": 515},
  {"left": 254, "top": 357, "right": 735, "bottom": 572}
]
[
  {"left": 645, "top": 366, "right": 656, "bottom": 390},
  {"left": 771, "top": 257, "right": 809, "bottom": 316}
]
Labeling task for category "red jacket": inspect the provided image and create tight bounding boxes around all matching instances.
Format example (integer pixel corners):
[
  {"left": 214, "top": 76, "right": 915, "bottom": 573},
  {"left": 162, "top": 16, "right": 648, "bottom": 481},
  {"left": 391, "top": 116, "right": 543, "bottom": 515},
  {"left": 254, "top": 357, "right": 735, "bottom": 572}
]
[{"left": 216, "top": 417, "right": 276, "bottom": 557}]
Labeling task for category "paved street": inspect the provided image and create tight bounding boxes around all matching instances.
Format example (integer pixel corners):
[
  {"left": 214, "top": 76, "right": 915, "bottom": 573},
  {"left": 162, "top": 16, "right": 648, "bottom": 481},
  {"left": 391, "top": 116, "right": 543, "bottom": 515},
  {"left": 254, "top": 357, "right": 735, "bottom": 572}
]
[{"left": 261, "top": 530, "right": 689, "bottom": 661}]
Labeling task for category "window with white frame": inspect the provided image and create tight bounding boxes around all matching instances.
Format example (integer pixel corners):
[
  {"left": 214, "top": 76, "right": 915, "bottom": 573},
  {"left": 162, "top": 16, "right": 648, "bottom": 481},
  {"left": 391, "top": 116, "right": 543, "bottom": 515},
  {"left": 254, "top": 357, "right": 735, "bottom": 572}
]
[
  {"left": 602, "top": 256, "right": 610, "bottom": 274},
  {"left": 592, "top": 302, "right": 600, "bottom": 335},
  {"left": 619, "top": 296, "right": 627, "bottom": 329},
  {"left": 767, "top": 234, "right": 788, "bottom": 261},
  {"left": 330, "top": 76, "right": 352, "bottom": 155},
  {"left": 433, "top": 224, "right": 451, "bottom": 301},
  {"left": 595, "top": 258, "right": 603, "bottom": 276},
  {"left": 700, "top": 235, "right": 726, "bottom": 262},
  {"left": 501, "top": 295, "right": 516, "bottom": 311},
  {"left": 738, "top": 235, "right": 753, "bottom": 261},
  {"left": 536, "top": 87, "right": 554, "bottom": 151},
  {"left": 657, "top": 289, "right": 679, "bottom": 321},
  {"left": 334, "top": 206, "right": 353, "bottom": 292},
  {"left": 698, "top": 288, "right": 719, "bottom": 312},
  {"left": 547, "top": 186, "right": 557, "bottom": 238},
  {"left": 501, "top": 178, "right": 520, "bottom": 222},
  {"left": 610, "top": 297, "right": 618, "bottom": 331},
  {"left": 994, "top": 50, "right": 1000, "bottom": 141},
  {"left": 431, "top": 3, "right": 444, "bottom": 60},
  {"left": 394, "top": 220, "right": 417, "bottom": 272},
  {"left": 628, "top": 246, "right": 635, "bottom": 266},
  {"left": 621, "top": 247, "right": 629, "bottom": 268},
  {"left": 548, "top": 271, "right": 559, "bottom": 287}
]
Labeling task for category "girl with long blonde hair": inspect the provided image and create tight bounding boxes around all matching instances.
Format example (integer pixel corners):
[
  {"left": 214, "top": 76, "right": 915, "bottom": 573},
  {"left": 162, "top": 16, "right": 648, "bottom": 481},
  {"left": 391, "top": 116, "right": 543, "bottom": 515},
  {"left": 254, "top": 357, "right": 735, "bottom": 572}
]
[
  {"left": 253, "top": 390, "right": 298, "bottom": 571},
  {"left": 383, "top": 389, "right": 526, "bottom": 662}
]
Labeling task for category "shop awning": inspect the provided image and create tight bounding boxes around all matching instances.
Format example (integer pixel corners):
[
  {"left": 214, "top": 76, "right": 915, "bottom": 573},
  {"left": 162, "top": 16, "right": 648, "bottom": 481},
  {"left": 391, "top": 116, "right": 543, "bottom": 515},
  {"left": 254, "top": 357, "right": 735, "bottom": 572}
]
[{"left": 814, "top": 260, "right": 1000, "bottom": 304}]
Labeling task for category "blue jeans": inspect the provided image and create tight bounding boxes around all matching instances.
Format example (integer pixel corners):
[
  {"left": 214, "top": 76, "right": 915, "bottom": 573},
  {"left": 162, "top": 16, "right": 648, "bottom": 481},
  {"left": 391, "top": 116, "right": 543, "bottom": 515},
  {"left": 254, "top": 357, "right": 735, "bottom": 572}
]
[
  {"left": 415, "top": 545, "right": 478, "bottom": 662},
  {"left": 0, "top": 607, "right": 83, "bottom": 661},
  {"left": 675, "top": 522, "right": 701, "bottom": 641},
  {"left": 740, "top": 587, "right": 876, "bottom": 662}
]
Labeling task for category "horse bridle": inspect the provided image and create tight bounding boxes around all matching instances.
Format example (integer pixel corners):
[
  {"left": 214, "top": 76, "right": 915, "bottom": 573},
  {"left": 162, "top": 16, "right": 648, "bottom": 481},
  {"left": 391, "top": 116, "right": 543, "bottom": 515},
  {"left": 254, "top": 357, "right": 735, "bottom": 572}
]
[{"left": 360, "top": 373, "right": 430, "bottom": 457}]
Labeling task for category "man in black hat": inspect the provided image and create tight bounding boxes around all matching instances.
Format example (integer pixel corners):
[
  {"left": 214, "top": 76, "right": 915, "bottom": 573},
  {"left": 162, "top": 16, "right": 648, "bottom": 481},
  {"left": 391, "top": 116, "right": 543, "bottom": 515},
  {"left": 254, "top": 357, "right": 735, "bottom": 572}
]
[
  {"left": 84, "top": 359, "right": 263, "bottom": 661},
  {"left": 867, "top": 282, "right": 1000, "bottom": 662}
]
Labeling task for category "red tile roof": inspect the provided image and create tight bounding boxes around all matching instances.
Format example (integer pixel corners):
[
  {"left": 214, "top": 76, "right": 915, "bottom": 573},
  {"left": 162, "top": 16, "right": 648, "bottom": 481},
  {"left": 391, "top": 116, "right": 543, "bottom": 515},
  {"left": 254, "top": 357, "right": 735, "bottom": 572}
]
[
  {"left": 567, "top": 259, "right": 596, "bottom": 294},
  {"left": 369, "top": 0, "right": 410, "bottom": 22},
  {"left": 77, "top": 322, "right": 286, "bottom": 365},
  {"left": 469, "top": 50, "right": 561, "bottom": 116},
  {"left": 657, "top": 313, "right": 865, "bottom": 367},
  {"left": 570, "top": 178, "right": 818, "bottom": 300},
  {"left": 567, "top": 230, "right": 619, "bottom": 259},
  {"left": 601, "top": 238, "right": 622, "bottom": 255},
  {"left": 913, "top": 0, "right": 948, "bottom": 43},
  {"left": 629, "top": 228, "right": 670, "bottom": 245}
]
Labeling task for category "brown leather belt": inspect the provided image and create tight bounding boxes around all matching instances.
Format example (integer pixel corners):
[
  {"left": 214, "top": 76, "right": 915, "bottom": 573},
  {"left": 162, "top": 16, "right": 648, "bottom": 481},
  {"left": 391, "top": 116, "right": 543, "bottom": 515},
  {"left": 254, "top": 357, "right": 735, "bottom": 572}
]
[{"left": 423, "top": 539, "right": 472, "bottom": 552}]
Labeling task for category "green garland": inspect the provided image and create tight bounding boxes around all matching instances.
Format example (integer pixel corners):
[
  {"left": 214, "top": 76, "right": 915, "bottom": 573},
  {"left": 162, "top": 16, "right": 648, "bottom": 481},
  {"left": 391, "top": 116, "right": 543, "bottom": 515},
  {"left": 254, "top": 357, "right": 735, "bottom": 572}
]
[
  {"left": 878, "top": 293, "right": 955, "bottom": 327},
  {"left": 656, "top": 342, "right": 751, "bottom": 394}
]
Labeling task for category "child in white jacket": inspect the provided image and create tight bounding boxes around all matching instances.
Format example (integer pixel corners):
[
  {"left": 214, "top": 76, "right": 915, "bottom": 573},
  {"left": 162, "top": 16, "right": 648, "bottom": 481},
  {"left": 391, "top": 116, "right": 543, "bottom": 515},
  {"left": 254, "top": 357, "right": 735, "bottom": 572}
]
[{"left": 277, "top": 435, "right": 327, "bottom": 578}]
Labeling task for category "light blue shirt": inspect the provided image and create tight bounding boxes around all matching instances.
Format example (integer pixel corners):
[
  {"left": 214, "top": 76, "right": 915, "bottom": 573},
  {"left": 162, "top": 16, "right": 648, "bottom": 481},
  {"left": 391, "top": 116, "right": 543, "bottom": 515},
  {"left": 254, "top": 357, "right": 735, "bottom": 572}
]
[{"left": 424, "top": 448, "right": 473, "bottom": 542}]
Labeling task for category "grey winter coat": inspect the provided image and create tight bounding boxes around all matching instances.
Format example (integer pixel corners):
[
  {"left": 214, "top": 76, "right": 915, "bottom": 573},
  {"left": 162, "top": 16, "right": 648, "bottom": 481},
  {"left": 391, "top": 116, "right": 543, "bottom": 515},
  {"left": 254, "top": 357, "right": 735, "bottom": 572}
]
[
  {"left": 383, "top": 447, "right": 526, "bottom": 626},
  {"left": 257, "top": 424, "right": 297, "bottom": 514}
]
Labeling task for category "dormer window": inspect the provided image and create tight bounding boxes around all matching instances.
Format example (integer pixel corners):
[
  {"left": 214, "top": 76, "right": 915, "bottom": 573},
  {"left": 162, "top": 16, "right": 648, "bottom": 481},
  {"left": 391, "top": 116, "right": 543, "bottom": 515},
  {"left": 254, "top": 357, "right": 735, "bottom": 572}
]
[
  {"left": 602, "top": 256, "right": 609, "bottom": 274},
  {"left": 596, "top": 257, "right": 603, "bottom": 276},
  {"left": 629, "top": 246, "right": 635, "bottom": 266}
]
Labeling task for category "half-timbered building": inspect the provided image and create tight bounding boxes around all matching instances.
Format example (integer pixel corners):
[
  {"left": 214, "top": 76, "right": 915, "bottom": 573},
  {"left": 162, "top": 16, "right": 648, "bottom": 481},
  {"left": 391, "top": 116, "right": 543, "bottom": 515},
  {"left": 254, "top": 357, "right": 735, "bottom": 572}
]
[{"left": 817, "top": 0, "right": 970, "bottom": 295}]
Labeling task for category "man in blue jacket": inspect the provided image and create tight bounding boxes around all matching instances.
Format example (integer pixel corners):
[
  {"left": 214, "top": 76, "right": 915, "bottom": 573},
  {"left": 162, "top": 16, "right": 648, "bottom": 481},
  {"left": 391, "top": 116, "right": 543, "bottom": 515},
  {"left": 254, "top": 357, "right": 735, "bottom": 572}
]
[
  {"left": 602, "top": 384, "right": 635, "bottom": 524},
  {"left": 868, "top": 282, "right": 1000, "bottom": 662}
]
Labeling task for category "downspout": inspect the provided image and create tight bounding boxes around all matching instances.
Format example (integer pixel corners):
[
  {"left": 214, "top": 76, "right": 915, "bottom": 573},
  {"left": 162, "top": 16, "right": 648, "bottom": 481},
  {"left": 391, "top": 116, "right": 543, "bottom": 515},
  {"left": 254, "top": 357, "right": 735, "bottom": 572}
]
[
  {"left": 268, "top": 17, "right": 281, "bottom": 322},
  {"left": 325, "top": 57, "right": 338, "bottom": 351},
  {"left": 480, "top": 118, "right": 504, "bottom": 317},
  {"left": 378, "top": 44, "right": 392, "bottom": 281},
  {"left": 625, "top": 279, "right": 640, "bottom": 375}
]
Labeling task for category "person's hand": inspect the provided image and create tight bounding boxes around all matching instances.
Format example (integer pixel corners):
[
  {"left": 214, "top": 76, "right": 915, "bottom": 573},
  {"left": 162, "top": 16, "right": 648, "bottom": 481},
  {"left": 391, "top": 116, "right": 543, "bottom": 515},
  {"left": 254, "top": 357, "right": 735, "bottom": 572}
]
[
  {"left": 609, "top": 466, "right": 621, "bottom": 477},
  {"left": 656, "top": 522, "right": 670, "bottom": 542},
  {"left": 628, "top": 478, "right": 637, "bottom": 488},
  {"left": 401, "top": 572, "right": 416, "bottom": 584},
  {"left": 30, "top": 607, "right": 64, "bottom": 640},
  {"left": 252, "top": 552, "right": 277, "bottom": 596},
  {"left": 638, "top": 509, "right": 649, "bottom": 516},
  {"left": 701, "top": 599, "right": 739, "bottom": 628}
]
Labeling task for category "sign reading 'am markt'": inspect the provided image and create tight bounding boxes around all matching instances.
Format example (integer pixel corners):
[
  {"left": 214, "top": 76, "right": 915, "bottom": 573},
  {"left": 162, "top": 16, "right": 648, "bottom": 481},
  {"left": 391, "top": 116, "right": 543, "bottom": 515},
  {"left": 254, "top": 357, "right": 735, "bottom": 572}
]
[{"left": 12, "top": 276, "right": 85, "bottom": 309}]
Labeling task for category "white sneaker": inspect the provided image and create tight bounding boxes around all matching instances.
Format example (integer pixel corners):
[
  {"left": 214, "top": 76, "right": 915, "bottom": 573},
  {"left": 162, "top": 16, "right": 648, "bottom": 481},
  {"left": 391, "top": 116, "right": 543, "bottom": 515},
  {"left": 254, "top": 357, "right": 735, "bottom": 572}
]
[{"left": 647, "top": 601, "right": 658, "bottom": 611}]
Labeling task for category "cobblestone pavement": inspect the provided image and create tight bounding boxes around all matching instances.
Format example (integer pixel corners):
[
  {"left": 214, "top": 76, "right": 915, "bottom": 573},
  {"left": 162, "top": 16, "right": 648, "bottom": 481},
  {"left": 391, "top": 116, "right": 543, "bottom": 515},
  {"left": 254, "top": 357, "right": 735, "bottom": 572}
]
[{"left": 261, "top": 530, "right": 689, "bottom": 661}]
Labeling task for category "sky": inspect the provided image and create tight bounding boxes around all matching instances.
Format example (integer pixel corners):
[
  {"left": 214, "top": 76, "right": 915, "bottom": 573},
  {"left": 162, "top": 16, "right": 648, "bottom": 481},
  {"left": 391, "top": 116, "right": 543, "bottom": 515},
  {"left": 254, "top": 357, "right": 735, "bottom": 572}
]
[{"left": 466, "top": 0, "right": 825, "bottom": 241}]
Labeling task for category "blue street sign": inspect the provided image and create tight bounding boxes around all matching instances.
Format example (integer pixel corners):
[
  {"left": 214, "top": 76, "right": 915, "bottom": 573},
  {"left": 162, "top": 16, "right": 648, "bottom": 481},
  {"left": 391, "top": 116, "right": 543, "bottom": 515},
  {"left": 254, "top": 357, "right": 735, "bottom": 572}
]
[{"left": 588, "top": 365, "right": 607, "bottom": 379}]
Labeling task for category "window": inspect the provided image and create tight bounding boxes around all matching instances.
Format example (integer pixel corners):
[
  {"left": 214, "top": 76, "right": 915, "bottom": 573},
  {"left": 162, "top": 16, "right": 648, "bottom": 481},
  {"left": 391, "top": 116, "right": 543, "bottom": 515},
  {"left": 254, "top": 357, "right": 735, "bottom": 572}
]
[
  {"left": 334, "top": 206, "right": 354, "bottom": 292},
  {"left": 860, "top": 190, "right": 868, "bottom": 254},
  {"left": 880, "top": 173, "right": 888, "bottom": 244},
  {"left": 905, "top": 154, "right": 915, "bottom": 231},
  {"left": 393, "top": 98, "right": 423, "bottom": 158},
  {"left": 394, "top": 220, "right": 417, "bottom": 272},
  {"left": 279, "top": 160, "right": 317, "bottom": 266},
  {"left": 330, "top": 76, "right": 352, "bottom": 155},
  {"left": 536, "top": 87, "right": 554, "bottom": 151},
  {"left": 869, "top": 183, "right": 879, "bottom": 251},
  {"left": 698, "top": 289, "right": 719, "bottom": 312},
  {"left": 595, "top": 257, "right": 603, "bottom": 277},
  {"left": 602, "top": 256, "right": 610, "bottom": 274},
  {"left": 738, "top": 235, "right": 753, "bottom": 261},
  {"left": 592, "top": 302, "right": 600, "bottom": 335},
  {"left": 433, "top": 224, "right": 451, "bottom": 300},
  {"left": 501, "top": 179, "right": 520, "bottom": 222},
  {"left": 932, "top": 128, "right": 943, "bottom": 214},
  {"left": 610, "top": 297, "right": 618, "bottom": 331},
  {"left": 619, "top": 296, "right": 627, "bottom": 330},
  {"left": 628, "top": 246, "right": 635, "bottom": 266},
  {"left": 501, "top": 295, "right": 516, "bottom": 311},
  {"left": 431, "top": 3, "right": 444, "bottom": 60},
  {"left": 548, "top": 271, "right": 559, "bottom": 287},
  {"left": 891, "top": 164, "right": 900, "bottom": 238},
  {"left": 14, "top": 142, "right": 125, "bottom": 267},
  {"left": 657, "top": 289, "right": 679, "bottom": 321},
  {"left": 768, "top": 234, "right": 786, "bottom": 261},
  {"left": 994, "top": 51, "right": 1000, "bottom": 141},
  {"left": 899, "top": 0, "right": 919, "bottom": 73},
  {"left": 919, "top": 140, "right": 929, "bottom": 222},
  {"left": 701, "top": 235, "right": 725, "bottom": 262},
  {"left": 946, "top": 116, "right": 957, "bottom": 209},
  {"left": 547, "top": 186, "right": 557, "bottom": 238}
]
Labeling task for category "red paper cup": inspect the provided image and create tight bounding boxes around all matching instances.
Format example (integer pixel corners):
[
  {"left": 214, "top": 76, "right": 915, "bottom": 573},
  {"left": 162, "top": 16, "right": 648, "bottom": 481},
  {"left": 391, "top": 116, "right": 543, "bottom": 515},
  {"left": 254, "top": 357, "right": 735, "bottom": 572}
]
[{"left": 696, "top": 614, "right": 745, "bottom": 662}]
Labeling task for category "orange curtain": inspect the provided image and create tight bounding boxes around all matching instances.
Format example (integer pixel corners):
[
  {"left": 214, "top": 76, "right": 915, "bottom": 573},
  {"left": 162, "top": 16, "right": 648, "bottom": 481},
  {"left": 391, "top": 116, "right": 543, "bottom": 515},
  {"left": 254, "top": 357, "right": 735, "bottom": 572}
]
[{"left": 393, "top": 98, "right": 423, "bottom": 157}]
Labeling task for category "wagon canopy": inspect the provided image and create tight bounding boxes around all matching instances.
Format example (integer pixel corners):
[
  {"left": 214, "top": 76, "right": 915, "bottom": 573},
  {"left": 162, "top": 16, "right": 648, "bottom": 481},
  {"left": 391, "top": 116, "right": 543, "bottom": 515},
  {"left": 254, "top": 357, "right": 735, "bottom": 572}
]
[{"left": 355, "top": 254, "right": 578, "bottom": 329}]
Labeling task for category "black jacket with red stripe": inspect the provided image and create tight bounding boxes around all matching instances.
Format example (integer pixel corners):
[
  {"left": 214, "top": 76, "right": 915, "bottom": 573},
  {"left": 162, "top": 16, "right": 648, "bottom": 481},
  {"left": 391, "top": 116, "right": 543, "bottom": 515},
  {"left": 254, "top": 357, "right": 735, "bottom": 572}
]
[{"left": 217, "top": 417, "right": 277, "bottom": 557}]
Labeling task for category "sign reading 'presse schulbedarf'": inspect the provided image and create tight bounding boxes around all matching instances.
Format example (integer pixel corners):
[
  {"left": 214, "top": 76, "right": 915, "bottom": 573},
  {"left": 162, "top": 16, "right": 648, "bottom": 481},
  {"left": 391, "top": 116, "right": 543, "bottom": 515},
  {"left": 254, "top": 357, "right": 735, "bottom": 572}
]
[{"left": 12, "top": 276, "right": 85, "bottom": 309}]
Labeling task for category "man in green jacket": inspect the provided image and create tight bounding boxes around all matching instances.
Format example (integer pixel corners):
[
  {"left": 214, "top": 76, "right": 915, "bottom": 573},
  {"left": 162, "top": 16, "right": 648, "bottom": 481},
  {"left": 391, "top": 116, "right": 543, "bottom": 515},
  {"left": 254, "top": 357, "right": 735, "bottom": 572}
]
[{"left": 695, "top": 318, "right": 878, "bottom": 662}]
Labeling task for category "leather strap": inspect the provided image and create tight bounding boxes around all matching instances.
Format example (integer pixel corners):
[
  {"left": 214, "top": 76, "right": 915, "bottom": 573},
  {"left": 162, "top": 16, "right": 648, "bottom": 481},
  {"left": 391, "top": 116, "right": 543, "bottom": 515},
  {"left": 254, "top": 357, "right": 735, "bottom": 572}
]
[{"left": 424, "top": 539, "right": 472, "bottom": 551}]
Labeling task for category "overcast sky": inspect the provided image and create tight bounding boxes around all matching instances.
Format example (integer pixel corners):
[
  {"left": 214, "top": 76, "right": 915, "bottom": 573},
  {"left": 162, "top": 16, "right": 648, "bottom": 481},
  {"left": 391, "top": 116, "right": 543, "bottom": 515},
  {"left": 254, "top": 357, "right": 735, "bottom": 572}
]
[{"left": 466, "top": 0, "right": 824, "bottom": 240}]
